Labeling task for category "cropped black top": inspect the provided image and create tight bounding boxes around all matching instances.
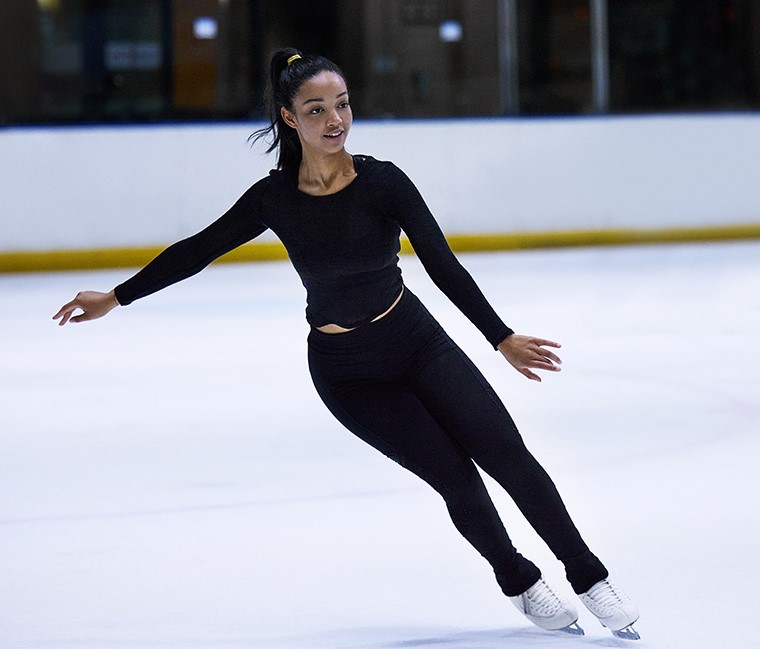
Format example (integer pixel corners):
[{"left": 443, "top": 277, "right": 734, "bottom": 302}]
[{"left": 114, "top": 155, "right": 513, "bottom": 348}]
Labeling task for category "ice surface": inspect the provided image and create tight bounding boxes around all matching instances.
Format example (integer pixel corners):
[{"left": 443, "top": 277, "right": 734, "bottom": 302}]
[{"left": 2, "top": 241, "right": 759, "bottom": 648}]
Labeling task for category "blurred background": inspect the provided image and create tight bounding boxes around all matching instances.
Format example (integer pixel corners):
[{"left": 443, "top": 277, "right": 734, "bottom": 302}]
[
  {"left": 1, "top": 1, "right": 759, "bottom": 268},
  {"left": 2, "top": 0, "right": 760, "bottom": 125}
]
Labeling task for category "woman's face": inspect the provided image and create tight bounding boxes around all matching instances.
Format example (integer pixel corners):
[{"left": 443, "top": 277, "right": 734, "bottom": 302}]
[{"left": 281, "top": 71, "right": 352, "bottom": 157}]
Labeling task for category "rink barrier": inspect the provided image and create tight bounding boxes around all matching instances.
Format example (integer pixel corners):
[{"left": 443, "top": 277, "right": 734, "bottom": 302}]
[{"left": 1, "top": 223, "right": 759, "bottom": 273}]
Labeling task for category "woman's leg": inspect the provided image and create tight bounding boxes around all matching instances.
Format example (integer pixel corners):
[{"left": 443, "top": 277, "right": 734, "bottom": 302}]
[
  {"left": 408, "top": 333, "right": 608, "bottom": 594},
  {"left": 308, "top": 356, "right": 541, "bottom": 597}
]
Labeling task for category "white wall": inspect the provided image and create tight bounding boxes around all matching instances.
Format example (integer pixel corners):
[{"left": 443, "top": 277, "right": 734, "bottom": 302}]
[{"left": 2, "top": 114, "right": 759, "bottom": 253}]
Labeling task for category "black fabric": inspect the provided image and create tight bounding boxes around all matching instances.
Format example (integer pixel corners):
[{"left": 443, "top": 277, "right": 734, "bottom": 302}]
[
  {"left": 110, "top": 154, "right": 608, "bottom": 597},
  {"left": 114, "top": 155, "right": 513, "bottom": 348},
  {"left": 307, "top": 288, "right": 608, "bottom": 596}
]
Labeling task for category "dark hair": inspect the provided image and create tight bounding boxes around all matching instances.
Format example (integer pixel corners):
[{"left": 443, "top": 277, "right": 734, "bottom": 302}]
[{"left": 250, "top": 48, "right": 348, "bottom": 171}]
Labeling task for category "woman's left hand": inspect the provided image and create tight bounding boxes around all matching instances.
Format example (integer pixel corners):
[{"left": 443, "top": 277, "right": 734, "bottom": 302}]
[{"left": 497, "top": 334, "right": 562, "bottom": 382}]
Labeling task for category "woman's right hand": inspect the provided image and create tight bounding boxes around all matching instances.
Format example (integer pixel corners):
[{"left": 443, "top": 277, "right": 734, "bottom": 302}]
[{"left": 53, "top": 290, "right": 120, "bottom": 326}]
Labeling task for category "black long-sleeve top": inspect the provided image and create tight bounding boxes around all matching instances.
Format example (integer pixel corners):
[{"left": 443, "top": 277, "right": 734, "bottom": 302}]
[{"left": 114, "top": 155, "right": 513, "bottom": 348}]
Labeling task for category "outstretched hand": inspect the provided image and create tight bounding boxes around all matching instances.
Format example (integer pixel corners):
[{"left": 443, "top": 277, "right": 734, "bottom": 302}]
[
  {"left": 52, "top": 290, "right": 119, "bottom": 326},
  {"left": 497, "top": 334, "right": 562, "bottom": 382}
]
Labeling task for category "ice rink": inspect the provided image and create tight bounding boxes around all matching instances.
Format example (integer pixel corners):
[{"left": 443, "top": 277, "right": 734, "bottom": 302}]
[{"left": 2, "top": 240, "right": 759, "bottom": 649}]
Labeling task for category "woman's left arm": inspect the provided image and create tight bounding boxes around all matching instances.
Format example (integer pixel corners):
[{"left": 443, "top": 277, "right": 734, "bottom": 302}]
[{"left": 389, "top": 165, "right": 562, "bottom": 380}]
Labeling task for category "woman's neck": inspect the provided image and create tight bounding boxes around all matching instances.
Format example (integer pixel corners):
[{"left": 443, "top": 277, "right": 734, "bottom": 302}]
[{"left": 298, "top": 150, "right": 356, "bottom": 196}]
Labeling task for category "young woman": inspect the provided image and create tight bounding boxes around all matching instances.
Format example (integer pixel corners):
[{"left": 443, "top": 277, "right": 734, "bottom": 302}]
[{"left": 54, "top": 48, "right": 640, "bottom": 640}]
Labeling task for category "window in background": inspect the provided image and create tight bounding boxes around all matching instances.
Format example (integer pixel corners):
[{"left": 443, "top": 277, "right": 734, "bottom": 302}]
[
  {"left": 2, "top": 0, "right": 759, "bottom": 125},
  {"left": 517, "top": 0, "right": 593, "bottom": 115},
  {"left": 356, "top": 0, "right": 501, "bottom": 117},
  {"left": 0, "top": 0, "right": 44, "bottom": 123},
  {"left": 608, "top": 0, "right": 760, "bottom": 112},
  {"left": 24, "top": 0, "right": 172, "bottom": 122}
]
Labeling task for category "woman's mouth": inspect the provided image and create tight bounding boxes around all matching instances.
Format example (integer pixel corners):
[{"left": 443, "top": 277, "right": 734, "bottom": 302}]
[{"left": 324, "top": 130, "right": 344, "bottom": 139}]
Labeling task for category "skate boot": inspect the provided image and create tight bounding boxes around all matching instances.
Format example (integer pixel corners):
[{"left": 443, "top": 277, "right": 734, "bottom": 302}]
[
  {"left": 509, "top": 577, "right": 584, "bottom": 635},
  {"left": 579, "top": 579, "right": 640, "bottom": 640}
]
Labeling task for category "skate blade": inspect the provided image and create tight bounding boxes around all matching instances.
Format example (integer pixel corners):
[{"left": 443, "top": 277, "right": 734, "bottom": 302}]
[
  {"left": 558, "top": 622, "right": 585, "bottom": 636},
  {"left": 612, "top": 625, "right": 640, "bottom": 641}
]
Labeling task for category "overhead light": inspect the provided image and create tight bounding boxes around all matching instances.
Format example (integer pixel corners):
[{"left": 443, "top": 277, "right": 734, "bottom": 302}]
[
  {"left": 439, "top": 20, "right": 463, "bottom": 43},
  {"left": 193, "top": 17, "right": 218, "bottom": 40}
]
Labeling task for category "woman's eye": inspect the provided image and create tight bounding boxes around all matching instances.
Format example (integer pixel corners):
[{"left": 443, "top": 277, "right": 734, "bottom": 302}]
[{"left": 310, "top": 107, "right": 323, "bottom": 115}]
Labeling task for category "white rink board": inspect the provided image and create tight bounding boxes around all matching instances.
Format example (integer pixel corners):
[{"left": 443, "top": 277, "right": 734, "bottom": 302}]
[{"left": 3, "top": 114, "right": 760, "bottom": 252}]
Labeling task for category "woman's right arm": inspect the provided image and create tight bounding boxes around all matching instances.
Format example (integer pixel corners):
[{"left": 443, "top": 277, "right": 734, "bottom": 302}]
[{"left": 53, "top": 178, "right": 269, "bottom": 325}]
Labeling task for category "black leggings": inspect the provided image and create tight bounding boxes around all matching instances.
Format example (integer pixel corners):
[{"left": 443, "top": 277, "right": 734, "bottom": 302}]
[{"left": 307, "top": 288, "right": 607, "bottom": 596}]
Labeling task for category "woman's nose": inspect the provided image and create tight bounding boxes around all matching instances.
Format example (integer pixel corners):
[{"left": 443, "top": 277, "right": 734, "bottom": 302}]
[{"left": 327, "top": 109, "right": 342, "bottom": 127}]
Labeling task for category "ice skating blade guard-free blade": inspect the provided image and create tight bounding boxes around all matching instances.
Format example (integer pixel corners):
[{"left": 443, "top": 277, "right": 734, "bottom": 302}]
[
  {"left": 612, "top": 625, "right": 641, "bottom": 640},
  {"left": 559, "top": 622, "right": 585, "bottom": 636}
]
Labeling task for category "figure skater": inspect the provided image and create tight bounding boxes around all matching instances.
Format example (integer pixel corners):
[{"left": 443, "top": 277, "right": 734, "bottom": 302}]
[{"left": 54, "top": 48, "right": 640, "bottom": 640}]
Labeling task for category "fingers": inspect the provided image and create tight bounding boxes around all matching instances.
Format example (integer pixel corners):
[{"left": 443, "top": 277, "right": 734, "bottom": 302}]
[
  {"left": 52, "top": 302, "right": 80, "bottom": 326},
  {"left": 69, "top": 310, "right": 100, "bottom": 323},
  {"left": 530, "top": 358, "right": 561, "bottom": 372},
  {"left": 520, "top": 368, "right": 542, "bottom": 382},
  {"left": 53, "top": 299, "right": 92, "bottom": 326},
  {"left": 534, "top": 353, "right": 562, "bottom": 369},
  {"left": 530, "top": 338, "right": 562, "bottom": 367},
  {"left": 57, "top": 310, "right": 73, "bottom": 326},
  {"left": 52, "top": 302, "right": 72, "bottom": 321},
  {"left": 538, "top": 349, "right": 562, "bottom": 365},
  {"left": 500, "top": 334, "right": 564, "bottom": 381},
  {"left": 532, "top": 338, "right": 561, "bottom": 349}
]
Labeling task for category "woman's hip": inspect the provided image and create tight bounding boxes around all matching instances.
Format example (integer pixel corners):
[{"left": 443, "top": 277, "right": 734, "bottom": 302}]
[{"left": 307, "top": 287, "right": 449, "bottom": 382}]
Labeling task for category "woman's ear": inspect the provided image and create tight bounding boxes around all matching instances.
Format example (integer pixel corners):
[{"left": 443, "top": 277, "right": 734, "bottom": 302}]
[{"left": 280, "top": 106, "right": 298, "bottom": 129}]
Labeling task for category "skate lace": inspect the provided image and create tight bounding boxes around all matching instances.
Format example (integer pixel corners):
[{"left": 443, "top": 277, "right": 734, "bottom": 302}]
[
  {"left": 585, "top": 580, "right": 624, "bottom": 614},
  {"left": 528, "top": 580, "right": 564, "bottom": 615}
]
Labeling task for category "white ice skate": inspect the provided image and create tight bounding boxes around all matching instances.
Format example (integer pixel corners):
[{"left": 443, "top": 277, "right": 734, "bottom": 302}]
[
  {"left": 510, "top": 578, "right": 584, "bottom": 635},
  {"left": 579, "top": 579, "right": 640, "bottom": 640}
]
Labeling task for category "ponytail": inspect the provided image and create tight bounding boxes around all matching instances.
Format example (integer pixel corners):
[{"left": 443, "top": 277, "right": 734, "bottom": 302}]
[{"left": 250, "top": 48, "right": 347, "bottom": 171}]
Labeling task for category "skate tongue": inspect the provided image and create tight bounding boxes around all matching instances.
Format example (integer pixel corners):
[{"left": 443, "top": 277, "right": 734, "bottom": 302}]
[{"left": 612, "top": 625, "right": 641, "bottom": 641}]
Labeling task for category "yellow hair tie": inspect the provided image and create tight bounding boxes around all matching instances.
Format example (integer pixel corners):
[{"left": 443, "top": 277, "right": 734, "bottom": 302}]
[{"left": 287, "top": 54, "right": 302, "bottom": 66}]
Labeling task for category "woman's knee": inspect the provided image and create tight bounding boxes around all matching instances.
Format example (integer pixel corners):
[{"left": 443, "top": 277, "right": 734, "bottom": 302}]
[{"left": 422, "top": 459, "right": 490, "bottom": 507}]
